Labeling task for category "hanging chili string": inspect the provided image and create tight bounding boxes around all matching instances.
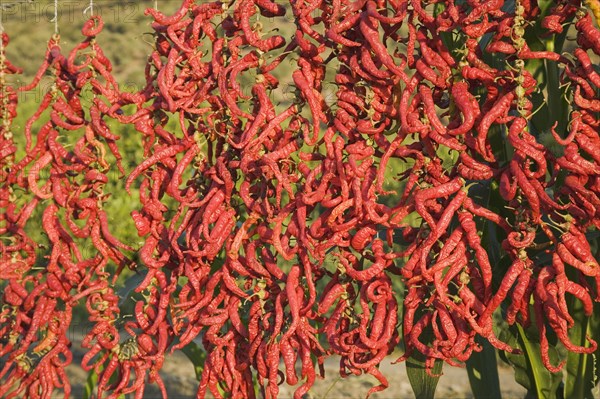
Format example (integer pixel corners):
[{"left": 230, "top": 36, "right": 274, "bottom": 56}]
[{"left": 1, "top": 2, "right": 600, "bottom": 399}]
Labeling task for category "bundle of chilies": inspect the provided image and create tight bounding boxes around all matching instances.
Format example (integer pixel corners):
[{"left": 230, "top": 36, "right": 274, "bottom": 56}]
[{"left": 1, "top": 0, "right": 599, "bottom": 398}]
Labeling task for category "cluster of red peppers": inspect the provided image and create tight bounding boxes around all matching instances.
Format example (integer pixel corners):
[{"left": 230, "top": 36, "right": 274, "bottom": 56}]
[{"left": 1, "top": 1, "right": 600, "bottom": 398}]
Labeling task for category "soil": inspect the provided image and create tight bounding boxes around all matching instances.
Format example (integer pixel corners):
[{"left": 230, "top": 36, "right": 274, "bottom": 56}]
[{"left": 63, "top": 339, "right": 527, "bottom": 399}]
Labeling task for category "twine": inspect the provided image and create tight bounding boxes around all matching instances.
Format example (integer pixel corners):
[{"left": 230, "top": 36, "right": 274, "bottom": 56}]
[
  {"left": 49, "top": 0, "right": 58, "bottom": 34},
  {"left": 83, "top": 0, "right": 93, "bottom": 17}
]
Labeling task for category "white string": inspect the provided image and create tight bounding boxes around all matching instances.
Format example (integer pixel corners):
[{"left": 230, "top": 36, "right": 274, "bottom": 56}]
[
  {"left": 49, "top": 0, "right": 58, "bottom": 34},
  {"left": 83, "top": 0, "right": 93, "bottom": 16},
  {"left": 0, "top": 8, "right": 4, "bottom": 62},
  {"left": 0, "top": 6, "right": 8, "bottom": 138},
  {"left": 155, "top": 0, "right": 158, "bottom": 11}
]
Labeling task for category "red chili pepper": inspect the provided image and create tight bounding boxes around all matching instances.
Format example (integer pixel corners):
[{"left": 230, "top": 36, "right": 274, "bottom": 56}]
[
  {"left": 414, "top": 178, "right": 464, "bottom": 231},
  {"left": 477, "top": 91, "right": 515, "bottom": 161},
  {"left": 576, "top": 13, "right": 600, "bottom": 55}
]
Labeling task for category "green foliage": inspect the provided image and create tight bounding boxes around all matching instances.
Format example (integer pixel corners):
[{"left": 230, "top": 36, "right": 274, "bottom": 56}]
[
  {"left": 498, "top": 320, "right": 563, "bottom": 399},
  {"left": 82, "top": 367, "right": 99, "bottom": 399},
  {"left": 406, "top": 354, "right": 443, "bottom": 399},
  {"left": 181, "top": 341, "right": 207, "bottom": 382},
  {"left": 565, "top": 290, "right": 600, "bottom": 398},
  {"left": 405, "top": 302, "right": 444, "bottom": 399},
  {"left": 466, "top": 336, "right": 502, "bottom": 399},
  {"left": 83, "top": 366, "right": 125, "bottom": 399}
]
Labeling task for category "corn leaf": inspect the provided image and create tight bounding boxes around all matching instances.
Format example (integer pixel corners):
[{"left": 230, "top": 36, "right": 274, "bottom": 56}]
[
  {"left": 82, "top": 368, "right": 99, "bottom": 399},
  {"left": 406, "top": 355, "right": 443, "bottom": 399},
  {"left": 498, "top": 320, "right": 563, "bottom": 398},
  {"left": 466, "top": 336, "right": 502, "bottom": 399},
  {"left": 565, "top": 288, "right": 600, "bottom": 398},
  {"left": 406, "top": 309, "right": 443, "bottom": 399},
  {"left": 181, "top": 340, "right": 207, "bottom": 381}
]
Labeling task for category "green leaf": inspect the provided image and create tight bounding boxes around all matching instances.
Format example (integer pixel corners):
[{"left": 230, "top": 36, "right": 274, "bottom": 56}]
[
  {"left": 82, "top": 366, "right": 126, "bottom": 399},
  {"left": 181, "top": 340, "right": 207, "bottom": 381},
  {"left": 527, "top": 5, "right": 575, "bottom": 137},
  {"left": 516, "top": 323, "right": 563, "bottom": 399},
  {"left": 594, "top": 313, "right": 600, "bottom": 399},
  {"left": 498, "top": 318, "right": 563, "bottom": 398},
  {"left": 565, "top": 284, "right": 600, "bottom": 398},
  {"left": 466, "top": 336, "right": 502, "bottom": 399},
  {"left": 118, "top": 269, "right": 147, "bottom": 306},
  {"left": 210, "top": 256, "right": 226, "bottom": 274},
  {"left": 406, "top": 355, "right": 443, "bottom": 399},
  {"left": 433, "top": 2, "right": 455, "bottom": 55},
  {"left": 544, "top": 58, "right": 569, "bottom": 135},
  {"left": 529, "top": 90, "right": 551, "bottom": 139},
  {"left": 405, "top": 307, "right": 443, "bottom": 399},
  {"left": 488, "top": 123, "right": 511, "bottom": 168},
  {"left": 83, "top": 368, "right": 99, "bottom": 399}
]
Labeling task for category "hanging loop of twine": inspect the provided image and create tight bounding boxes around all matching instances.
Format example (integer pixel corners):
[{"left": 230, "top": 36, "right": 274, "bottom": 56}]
[
  {"left": 83, "top": 0, "right": 94, "bottom": 17},
  {"left": 49, "top": 0, "right": 59, "bottom": 34}
]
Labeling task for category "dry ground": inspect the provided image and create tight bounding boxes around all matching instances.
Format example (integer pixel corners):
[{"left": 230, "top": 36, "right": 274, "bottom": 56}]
[{"left": 63, "top": 339, "right": 527, "bottom": 399}]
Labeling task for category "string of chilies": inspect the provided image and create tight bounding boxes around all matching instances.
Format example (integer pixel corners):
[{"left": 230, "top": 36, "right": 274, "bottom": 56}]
[
  {"left": 1, "top": 1, "right": 600, "bottom": 398},
  {"left": 0, "top": 9, "right": 139, "bottom": 399}
]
